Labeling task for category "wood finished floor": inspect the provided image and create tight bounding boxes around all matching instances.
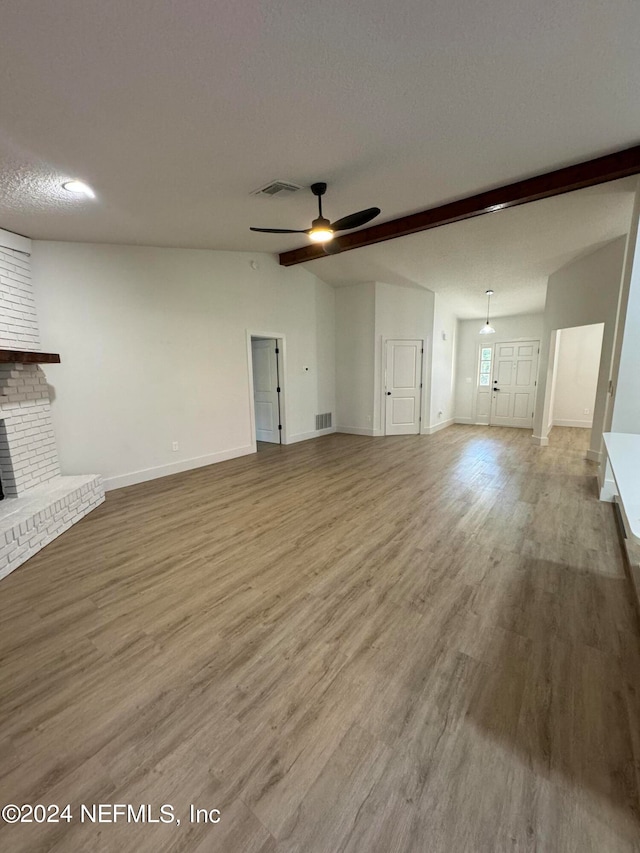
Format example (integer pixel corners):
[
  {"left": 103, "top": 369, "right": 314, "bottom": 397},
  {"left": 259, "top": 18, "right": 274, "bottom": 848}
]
[{"left": 1, "top": 425, "right": 639, "bottom": 852}]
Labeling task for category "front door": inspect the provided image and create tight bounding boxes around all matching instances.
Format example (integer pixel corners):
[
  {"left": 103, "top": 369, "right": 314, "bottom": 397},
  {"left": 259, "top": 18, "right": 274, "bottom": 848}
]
[
  {"left": 251, "top": 338, "right": 281, "bottom": 443},
  {"left": 490, "top": 340, "right": 539, "bottom": 428},
  {"left": 384, "top": 339, "right": 423, "bottom": 435}
]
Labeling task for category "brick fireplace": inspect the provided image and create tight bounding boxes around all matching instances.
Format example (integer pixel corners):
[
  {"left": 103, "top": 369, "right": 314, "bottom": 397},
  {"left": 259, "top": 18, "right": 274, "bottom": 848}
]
[{"left": 0, "top": 228, "right": 104, "bottom": 580}]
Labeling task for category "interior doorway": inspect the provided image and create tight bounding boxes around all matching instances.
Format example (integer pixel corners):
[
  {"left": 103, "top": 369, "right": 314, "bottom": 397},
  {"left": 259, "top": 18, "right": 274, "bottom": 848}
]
[
  {"left": 248, "top": 333, "right": 286, "bottom": 448},
  {"left": 547, "top": 323, "right": 605, "bottom": 438}
]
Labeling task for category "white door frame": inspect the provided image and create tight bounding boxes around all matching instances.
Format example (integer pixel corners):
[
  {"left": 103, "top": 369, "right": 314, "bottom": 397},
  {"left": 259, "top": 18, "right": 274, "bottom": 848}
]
[
  {"left": 383, "top": 338, "right": 425, "bottom": 435},
  {"left": 489, "top": 338, "right": 540, "bottom": 428},
  {"left": 246, "top": 330, "right": 288, "bottom": 448},
  {"left": 472, "top": 336, "right": 540, "bottom": 425},
  {"left": 539, "top": 322, "right": 605, "bottom": 446}
]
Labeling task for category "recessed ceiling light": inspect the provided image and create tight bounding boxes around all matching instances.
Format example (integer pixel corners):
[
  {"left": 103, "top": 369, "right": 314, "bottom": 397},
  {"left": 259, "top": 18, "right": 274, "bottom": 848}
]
[{"left": 62, "top": 180, "right": 95, "bottom": 198}]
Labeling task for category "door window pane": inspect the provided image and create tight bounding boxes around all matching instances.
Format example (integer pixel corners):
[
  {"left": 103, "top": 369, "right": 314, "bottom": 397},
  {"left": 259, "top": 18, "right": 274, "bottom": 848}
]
[{"left": 478, "top": 345, "right": 493, "bottom": 387}]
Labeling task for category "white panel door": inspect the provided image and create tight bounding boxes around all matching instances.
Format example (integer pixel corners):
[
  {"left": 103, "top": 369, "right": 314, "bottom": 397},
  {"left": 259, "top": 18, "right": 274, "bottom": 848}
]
[
  {"left": 476, "top": 344, "right": 494, "bottom": 424},
  {"left": 385, "top": 339, "right": 423, "bottom": 435},
  {"left": 251, "top": 339, "right": 281, "bottom": 443},
  {"left": 490, "top": 340, "right": 539, "bottom": 428}
]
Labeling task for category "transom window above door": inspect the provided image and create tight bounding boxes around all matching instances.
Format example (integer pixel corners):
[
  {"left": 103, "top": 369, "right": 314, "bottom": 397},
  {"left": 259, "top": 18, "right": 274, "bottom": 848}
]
[{"left": 478, "top": 346, "right": 493, "bottom": 386}]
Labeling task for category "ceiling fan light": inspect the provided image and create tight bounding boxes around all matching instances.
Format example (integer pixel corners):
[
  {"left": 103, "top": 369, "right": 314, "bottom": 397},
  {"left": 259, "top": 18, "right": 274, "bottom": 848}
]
[{"left": 309, "top": 228, "right": 334, "bottom": 243}]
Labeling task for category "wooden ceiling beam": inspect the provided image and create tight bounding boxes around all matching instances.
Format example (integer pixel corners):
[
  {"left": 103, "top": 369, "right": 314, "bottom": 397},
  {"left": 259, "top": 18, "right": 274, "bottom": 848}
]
[{"left": 278, "top": 144, "right": 640, "bottom": 267}]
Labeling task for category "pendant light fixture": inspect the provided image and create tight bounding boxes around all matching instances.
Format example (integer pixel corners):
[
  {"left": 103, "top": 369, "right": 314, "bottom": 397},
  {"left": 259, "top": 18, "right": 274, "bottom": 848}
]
[{"left": 479, "top": 289, "right": 496, "bottom": 335}]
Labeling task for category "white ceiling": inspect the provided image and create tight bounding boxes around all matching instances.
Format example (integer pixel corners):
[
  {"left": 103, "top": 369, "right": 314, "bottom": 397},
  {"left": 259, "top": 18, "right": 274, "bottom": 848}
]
[
  {"left": 0, "top": 0, "right": 639, "bottom": 254},
  {"left": 308, "top": 179, "right": 637, "bottom": 318}
]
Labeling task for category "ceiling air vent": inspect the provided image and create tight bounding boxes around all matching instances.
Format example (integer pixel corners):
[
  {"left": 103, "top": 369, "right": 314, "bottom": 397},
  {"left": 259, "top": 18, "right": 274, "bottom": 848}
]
[{"left": 251, "top": 180, "right": 303, "bottom": 198}]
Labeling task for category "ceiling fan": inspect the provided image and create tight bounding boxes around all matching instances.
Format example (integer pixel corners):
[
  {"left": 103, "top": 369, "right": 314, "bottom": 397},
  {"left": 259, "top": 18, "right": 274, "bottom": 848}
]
[{"left": 250, "top": 182, "right": 380, "bottom": 250}]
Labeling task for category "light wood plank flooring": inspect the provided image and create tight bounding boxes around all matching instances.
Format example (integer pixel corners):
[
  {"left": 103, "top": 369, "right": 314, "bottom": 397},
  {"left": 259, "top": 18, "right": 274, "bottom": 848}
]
[{"left": 1, "top": 426, "right": 639, "bottom": 852}]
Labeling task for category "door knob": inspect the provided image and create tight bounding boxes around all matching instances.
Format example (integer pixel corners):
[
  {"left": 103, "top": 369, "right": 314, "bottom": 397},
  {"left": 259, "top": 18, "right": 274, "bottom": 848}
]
[{"left": 386, "top": 391, "right": 392, "bottom": 396}]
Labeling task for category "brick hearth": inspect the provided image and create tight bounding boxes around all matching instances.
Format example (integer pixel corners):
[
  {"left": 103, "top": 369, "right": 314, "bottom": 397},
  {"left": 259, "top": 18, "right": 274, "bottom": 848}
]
[{"left": 0, "top": 228, "right": 105, "bottom": 580}]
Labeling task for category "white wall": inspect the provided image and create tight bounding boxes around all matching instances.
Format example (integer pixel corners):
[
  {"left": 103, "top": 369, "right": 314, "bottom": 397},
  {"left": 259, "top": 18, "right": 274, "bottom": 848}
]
[
  {"left": 335, "top": 282, "right": 375, "bottom": 434},
  {"left": 533, "top": 236, "right": 627, "bottom": 459},
  {"left": 608, "top": 194, "right": 640, "bottom": 436},
  {"left": 429, "top": 294, "right": 457, "bottom": 432},
  {"left": 315, "top": 282, "right": 336, "bottom": 424},
  {"left": 334, "top": 280, "right": 437, "bottom": 436},
  {"left": 0, "top": 227, "right": 39, "bottom": 351},
  {"left": 550, "top": 324, "right": 604, "bottom": 428},
  {"left": 373, "top": 282, "right": 435, "bottom": 435},
  {"left": 32, "top": 242, "right": 335, "bottom": 489},
  {"left": 454, "top": 313, "right": 543, "bottom": 423}
]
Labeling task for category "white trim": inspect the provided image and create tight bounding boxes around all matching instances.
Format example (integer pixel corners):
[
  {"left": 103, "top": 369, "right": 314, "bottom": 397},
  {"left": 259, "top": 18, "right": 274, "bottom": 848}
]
[
  {"left": 423, "top": 419, "right": 455, "bottom": 435},
  {"left": 552, "top": 419, "right": 592, "bottom": 428},
  {"left": 383, "top": 338, "right": 425, "bottom": 436},
  {"left": 246, "top": 330, "right": 288, "bottom": 448},
  {"left": 336, "top": 426, "right": 376, "bottom": 437},
  {"left": 603, "top": 434, "right": 640, "bottom": 544},
  {"left": 599, "top": 479, "right": 617, "bottom": 503},
  {"left": 454, "top": 417, "right": 475, "bottom": 425},
  {"left": 531, "top": 435, "right": 549, "bottom": 446},
  {"left": 488, "top": 338, "right": 540, "bottom": 428},
  {"left": 0, "top": 227, "right": 31, "bottom": 254},
  {"left": 104, "top": 445, "right": 254, "bottom": 491},
  {"left": 286, "top": 427, "right": 336, "bottom": 444},
  {"left": 586, "top": 448, "right": 602, "bottom": 462}
]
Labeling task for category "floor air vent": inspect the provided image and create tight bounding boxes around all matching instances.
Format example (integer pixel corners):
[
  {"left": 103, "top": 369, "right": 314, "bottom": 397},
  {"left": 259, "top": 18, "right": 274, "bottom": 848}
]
[{"left": 316, "top": 412, "right": 332, "bottom": 430}]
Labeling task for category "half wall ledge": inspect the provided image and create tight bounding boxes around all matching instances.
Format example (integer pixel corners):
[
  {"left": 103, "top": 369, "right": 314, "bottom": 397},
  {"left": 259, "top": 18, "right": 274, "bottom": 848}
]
[{"left": 0, "top": 349, "right": 61, "bottom": 364}]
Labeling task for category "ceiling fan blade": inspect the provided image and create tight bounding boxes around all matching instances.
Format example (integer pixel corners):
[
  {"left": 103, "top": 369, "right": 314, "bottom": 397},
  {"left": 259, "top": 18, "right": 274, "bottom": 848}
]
[
  {"left": 250, "top": 227, "right": 308, "bottom": 234},
  {"left": 330, "top": 207, "right": 381, "bottom": 232}
]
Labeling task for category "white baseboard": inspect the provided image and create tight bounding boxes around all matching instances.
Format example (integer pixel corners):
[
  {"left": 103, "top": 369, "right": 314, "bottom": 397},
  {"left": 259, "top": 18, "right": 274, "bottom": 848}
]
[
  {"left": 286, "top": 427, "right": 336, "bottom": 444},
  {"left": 586, "top": 449, "right": 602, "bottom": 463},
  {"left": 531, "top": 435, "right": 549, "bottom": 447},
  {"left": 104, "top": 444, "right": 255, "bottom": 491},
  {"left": 423, "top": 419, "right": 455, "bottom": 435},
  {"left": 599, "top": 478, "right": 617, "bottom": 503},
  {"left": 454, "top": 417, "right": 474, "bottom": 425},
  {"left": 336, "top": 426, "right": 376, "bottom": 436},
  {"left": 552, "top": 419, "right": 592, "bottom": 429}
]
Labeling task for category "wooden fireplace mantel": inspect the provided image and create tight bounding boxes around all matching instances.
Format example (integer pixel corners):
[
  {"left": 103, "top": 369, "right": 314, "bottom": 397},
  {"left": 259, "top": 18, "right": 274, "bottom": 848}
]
[{"left": 0, "top": 349, "right": 61, "bottom": 364}]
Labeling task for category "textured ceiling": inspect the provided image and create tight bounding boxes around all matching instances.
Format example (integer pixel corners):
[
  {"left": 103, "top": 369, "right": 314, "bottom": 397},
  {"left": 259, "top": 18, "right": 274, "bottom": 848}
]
[
  {"left": 0, "top": 0, "right": 639, "bottom": 252},
  {"left": 310, "top": 180, "right": 636, "bottom": 318}
]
